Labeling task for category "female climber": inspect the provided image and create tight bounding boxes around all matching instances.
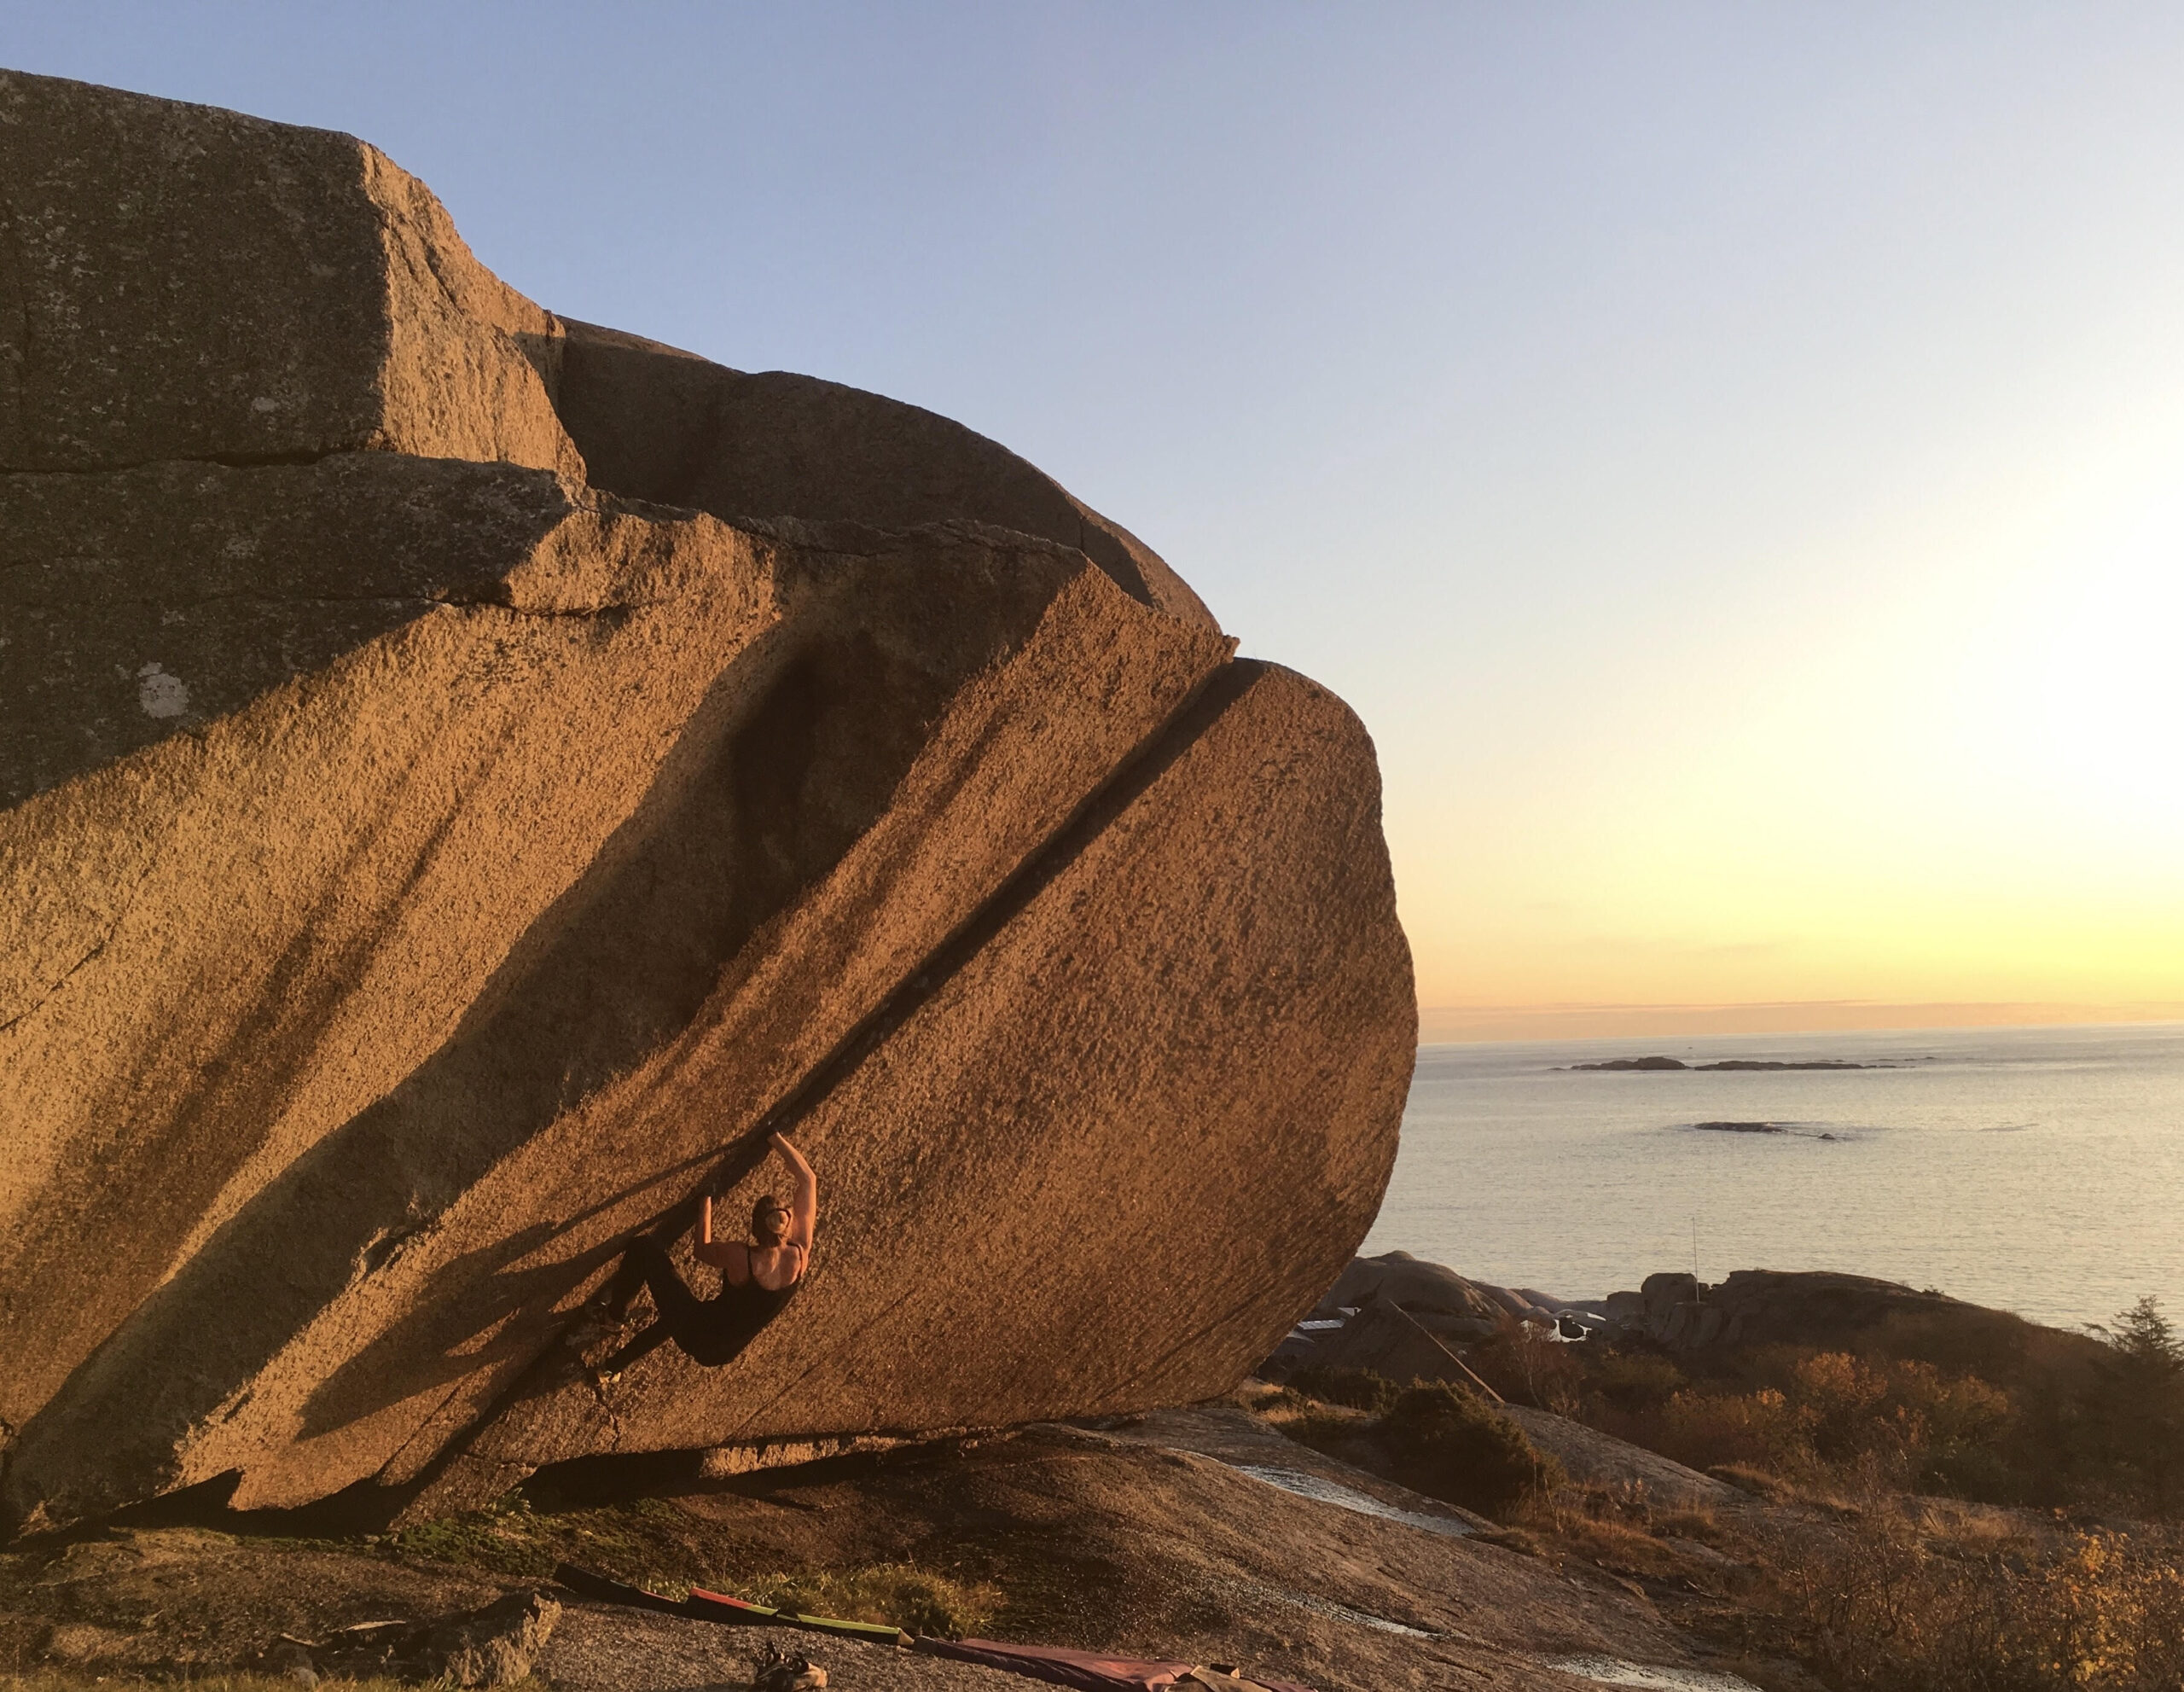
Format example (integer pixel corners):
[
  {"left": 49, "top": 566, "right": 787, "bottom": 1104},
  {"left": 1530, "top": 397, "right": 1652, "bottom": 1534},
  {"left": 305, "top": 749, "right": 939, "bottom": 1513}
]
[{"left": 590, "top": 1130, "right": 816, "bottom": 1383}]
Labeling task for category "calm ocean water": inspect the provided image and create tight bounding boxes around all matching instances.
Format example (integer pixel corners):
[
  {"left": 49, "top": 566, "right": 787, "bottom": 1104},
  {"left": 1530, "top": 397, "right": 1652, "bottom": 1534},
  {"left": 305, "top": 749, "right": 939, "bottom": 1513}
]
[{"left": 1361, "top": 1022, "right": 2184, "bottom": 1332}]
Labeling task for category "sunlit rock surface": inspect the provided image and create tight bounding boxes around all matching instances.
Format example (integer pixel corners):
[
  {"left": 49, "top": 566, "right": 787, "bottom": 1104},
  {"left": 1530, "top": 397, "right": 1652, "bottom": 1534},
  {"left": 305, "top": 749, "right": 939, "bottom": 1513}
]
[{"left": 0, "top": 67, "right": 1414, "bottom": 1532}]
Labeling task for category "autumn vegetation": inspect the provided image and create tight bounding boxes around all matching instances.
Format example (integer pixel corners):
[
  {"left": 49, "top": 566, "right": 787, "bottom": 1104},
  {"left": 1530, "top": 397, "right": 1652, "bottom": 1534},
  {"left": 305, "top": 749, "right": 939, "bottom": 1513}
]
[{"left": 1265, "top": 1295, "right": 2184, "bottom": 1690}]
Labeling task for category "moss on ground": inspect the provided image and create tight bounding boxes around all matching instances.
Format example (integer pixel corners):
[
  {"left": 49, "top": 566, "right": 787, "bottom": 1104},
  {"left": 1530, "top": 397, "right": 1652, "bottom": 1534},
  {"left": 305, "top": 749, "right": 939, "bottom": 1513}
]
[{"left": 380, "top": 1491, "right": 700, "bottom": 1589}]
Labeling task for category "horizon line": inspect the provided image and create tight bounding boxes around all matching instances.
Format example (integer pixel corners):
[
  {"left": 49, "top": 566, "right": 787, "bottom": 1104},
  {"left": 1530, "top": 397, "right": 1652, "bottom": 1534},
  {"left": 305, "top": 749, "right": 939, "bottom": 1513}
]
[{"left": 1416, "top": 998, "right": 2184, "bottom": 1044}]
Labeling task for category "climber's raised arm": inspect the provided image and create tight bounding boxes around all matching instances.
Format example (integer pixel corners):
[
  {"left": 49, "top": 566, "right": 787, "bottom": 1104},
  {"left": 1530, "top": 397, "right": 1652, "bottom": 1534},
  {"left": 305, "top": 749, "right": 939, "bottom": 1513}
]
[{"left": 770, "top": 1131, "right": 817, "bottom": 1253}]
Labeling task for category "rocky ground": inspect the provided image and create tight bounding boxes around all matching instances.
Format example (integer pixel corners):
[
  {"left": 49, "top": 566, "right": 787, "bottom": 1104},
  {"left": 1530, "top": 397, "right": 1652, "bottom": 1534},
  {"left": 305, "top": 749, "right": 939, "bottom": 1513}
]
[{"left": 0, "top": 1395, "right": 1823, "bottom": 1692}]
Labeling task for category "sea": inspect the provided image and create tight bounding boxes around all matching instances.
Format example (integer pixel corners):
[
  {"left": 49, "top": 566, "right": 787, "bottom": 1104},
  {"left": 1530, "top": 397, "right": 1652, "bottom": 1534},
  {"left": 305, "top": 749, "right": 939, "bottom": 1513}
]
[{"left": 1360, "top": 1022, "right": 2184, "bottom": 1333}]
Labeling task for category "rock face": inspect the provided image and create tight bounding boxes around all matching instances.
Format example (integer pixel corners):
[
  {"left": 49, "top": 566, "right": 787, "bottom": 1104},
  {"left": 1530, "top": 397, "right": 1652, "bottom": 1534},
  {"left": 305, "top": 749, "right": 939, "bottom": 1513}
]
[
  {"left": 0, "top": 68, "right": 579, "bottom": 480},
  {"left": 1599, "top": 1269, "right": 2070, "bottom": 1363},
  {"left": 0, "top": 70, "right": 1415, "bottom": 1532},
  {"left": 1310, "top": 1253, "right": 1513, "bottom": 1329},
  {"left": 1270, "top": 1253, "right": 1611, "bottom": 1386}
]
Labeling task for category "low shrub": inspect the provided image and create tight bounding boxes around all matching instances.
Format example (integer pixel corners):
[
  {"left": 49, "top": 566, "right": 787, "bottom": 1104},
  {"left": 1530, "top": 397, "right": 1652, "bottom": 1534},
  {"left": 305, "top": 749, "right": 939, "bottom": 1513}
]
[
  {"left": 1467, "top": 1317, "right": 1587, "bottom": 1412},
  {"left": 1774, "top": 1515, "right": 2184, "bottom": 1691},
  {"left": 1284, "top": 1363, "right": 1400, "bottom": 1413},
  {"left": 1649, "top": 1385, "right": 1812, "bottom": 1475},
  {"left": 1377, "top": 1382, "right": 1563, "bottom": 1518},
  {"left": 1919, "top": 1438, "right": 2024, "bottom": 1505},
  {"left": 1584, "top": 1347, "right": 2027, "bottom": 1501},
  {"left": 1591, "top": 1349, "right": 1688, "bottom": 1413}
]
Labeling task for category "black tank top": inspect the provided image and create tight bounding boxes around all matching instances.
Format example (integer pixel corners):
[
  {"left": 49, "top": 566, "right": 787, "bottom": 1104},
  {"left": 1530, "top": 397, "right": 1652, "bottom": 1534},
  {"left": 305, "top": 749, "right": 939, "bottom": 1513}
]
[{"left": 697, "top": 1249, "right": 803, "bottom": 1364}]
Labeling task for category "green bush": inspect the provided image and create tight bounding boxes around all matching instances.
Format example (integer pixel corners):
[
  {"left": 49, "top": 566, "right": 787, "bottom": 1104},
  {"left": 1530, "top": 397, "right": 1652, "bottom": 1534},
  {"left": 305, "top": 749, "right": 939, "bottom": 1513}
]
[
  {"left": 2087, "top": 1296, "right": 2184, "bottom": 1509},
  {"left": 1376, "top": 1382, "right": 1562, "bottom": 1518},
  {"left": 1286, "top": 1364, "right": 1401, "bottom": 1413}
]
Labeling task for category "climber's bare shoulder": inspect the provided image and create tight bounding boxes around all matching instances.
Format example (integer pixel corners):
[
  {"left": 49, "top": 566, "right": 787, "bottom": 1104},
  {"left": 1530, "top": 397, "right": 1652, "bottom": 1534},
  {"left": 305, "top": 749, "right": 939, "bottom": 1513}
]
[{"left": 750, "top": 1241, "right": 807, "bottom": 1291}]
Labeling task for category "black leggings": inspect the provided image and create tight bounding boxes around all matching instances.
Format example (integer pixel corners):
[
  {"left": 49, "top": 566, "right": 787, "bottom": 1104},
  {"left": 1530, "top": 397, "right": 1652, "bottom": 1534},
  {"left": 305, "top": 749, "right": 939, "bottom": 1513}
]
[{"left": 600, "top": 1236, "right": 779, "bottom": 1371}]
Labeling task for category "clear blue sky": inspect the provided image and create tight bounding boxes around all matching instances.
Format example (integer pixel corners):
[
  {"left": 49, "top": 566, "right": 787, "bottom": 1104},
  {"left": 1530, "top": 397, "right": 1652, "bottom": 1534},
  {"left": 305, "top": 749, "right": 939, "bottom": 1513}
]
[{"left": 9, "top": 4, "right": 2183, "bottom": 1030}]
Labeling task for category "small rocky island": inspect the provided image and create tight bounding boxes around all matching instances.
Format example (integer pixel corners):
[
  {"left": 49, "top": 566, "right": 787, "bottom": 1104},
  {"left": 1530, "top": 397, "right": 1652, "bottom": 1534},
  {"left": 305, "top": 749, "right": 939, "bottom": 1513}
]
[{"left": 1568, "top": 1055, "right": 1880, "bottom": 1071}]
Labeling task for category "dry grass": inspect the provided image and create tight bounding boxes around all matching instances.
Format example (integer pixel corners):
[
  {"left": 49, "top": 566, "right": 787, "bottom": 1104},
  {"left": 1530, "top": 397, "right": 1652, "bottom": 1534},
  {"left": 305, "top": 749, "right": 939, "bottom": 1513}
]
[
  {"left": 1653, "top": 1505, "right": 1725, "bottom": 1543},
  {"left": 1519, "top": 1503, "right": 1684, "bottom": 1579},
  {"left": 1250, "top": 1392, "right": 1377, "bottom": 1462},
  {"left": 1708, "top": 1462, "right": 1797, "bottom": 1502},
  {"left": 1504, "top": 1484, "right": 1748, "bottom": 1586},
  {"left": 737, "top": 1562, "right": 999, "bottom": 1639},
  {"left": 382, "top": 1491, "right": 693, "bottom": 1584},
  {"left": 1506, "top": 1465, "right": 2184, "bottom": 1688},
  {"left": 376, "top": 1491, "right": 998, "bottom": 1638}
]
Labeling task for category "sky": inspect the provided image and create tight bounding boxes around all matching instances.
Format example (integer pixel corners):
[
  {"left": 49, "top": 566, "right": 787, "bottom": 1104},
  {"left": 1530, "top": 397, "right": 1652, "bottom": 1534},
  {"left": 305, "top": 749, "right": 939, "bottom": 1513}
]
[{"left": 8, "top": 3, "right": 2181, "bottom": 1038}]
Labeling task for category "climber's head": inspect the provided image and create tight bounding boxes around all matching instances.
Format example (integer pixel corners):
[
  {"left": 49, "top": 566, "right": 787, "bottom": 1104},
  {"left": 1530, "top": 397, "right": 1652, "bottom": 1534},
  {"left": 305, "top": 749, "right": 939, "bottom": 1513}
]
[{"left": 752, "top": 1195, "right": 792, "bottom": 1246}]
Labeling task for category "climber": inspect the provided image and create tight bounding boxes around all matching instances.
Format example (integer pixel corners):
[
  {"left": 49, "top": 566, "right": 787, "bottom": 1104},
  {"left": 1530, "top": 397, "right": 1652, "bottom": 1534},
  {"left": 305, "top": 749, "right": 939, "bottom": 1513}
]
[{"left": 590, "top": 1130, "right": 816, "bottom": 1383}]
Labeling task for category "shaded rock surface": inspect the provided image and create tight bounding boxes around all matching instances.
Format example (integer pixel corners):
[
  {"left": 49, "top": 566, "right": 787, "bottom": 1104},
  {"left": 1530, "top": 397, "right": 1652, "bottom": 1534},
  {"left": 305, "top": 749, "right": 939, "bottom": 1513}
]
[
  {"left": 0, "top": 69, "right": 1414, "bottom": 1533},
  {"left": 553, "top": 317, "right": 1215, "bottom": 630},
  {"left": 1296, "top": 1254, "right": 1601, "bottom": 1340},
  {"left": 1275, "top": 1303, "right": 1491, "bottom": 1393}
]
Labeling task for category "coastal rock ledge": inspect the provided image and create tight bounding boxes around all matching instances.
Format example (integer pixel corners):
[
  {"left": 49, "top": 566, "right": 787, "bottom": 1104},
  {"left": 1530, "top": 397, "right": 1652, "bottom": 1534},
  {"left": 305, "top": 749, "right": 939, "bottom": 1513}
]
[{"left": 0, "top": 69, "right": 1415, "bottom": 1533}]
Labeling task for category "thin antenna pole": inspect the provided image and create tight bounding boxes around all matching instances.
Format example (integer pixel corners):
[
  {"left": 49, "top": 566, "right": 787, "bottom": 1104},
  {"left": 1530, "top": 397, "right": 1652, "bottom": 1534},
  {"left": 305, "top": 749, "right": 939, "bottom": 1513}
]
[{"left": 1692, "top": 1216, "right": 1700, "bottom": 1302}]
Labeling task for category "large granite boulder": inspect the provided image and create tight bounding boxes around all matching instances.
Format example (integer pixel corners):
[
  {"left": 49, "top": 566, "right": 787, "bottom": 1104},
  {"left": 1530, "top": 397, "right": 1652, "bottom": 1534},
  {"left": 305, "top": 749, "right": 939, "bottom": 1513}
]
[{"left": 0, "top": 70, "right": 1414, "bottom": 1532}]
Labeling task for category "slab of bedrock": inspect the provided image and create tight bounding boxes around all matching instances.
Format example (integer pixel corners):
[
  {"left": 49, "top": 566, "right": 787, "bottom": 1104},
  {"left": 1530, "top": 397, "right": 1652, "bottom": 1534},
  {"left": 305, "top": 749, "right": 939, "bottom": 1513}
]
[{"left": 0, "top": 67, "right": 1416, "bottom": 1533}]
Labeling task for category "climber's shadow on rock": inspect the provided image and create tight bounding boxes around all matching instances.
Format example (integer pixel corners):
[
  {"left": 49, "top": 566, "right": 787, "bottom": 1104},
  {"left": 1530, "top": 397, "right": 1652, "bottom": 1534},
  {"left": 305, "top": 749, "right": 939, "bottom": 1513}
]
[
  {"left": 293, "top": 1123, "right": 779, "bottom": 1441},
  {"left": 587, "top": 1131, "right": 818, "bottom": 1383}
]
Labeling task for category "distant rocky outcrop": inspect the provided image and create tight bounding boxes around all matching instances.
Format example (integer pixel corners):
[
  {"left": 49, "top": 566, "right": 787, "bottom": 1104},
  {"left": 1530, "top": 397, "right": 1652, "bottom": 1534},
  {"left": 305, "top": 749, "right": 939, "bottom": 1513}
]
[
  {"left": 1274, "top": 1253, "right": 2099, "bottom": 1399},
  {"left": 1267, "top": 1253, "right": 1606, "bottom": 1386},
  {"left": 1569, "top": 1055, "right": 1692, "bottom": 1071},
  {"left": 0, "top": 69, "right": 1414, "bottom": 1532},
  {"left": 1595, "top": 1269, "right": 2096, "bottom": 1376},
  {"left": 1568, "top": 1056, "right": 1876, "bottom": 1071},
  {"left": 1695, "top": 1060, "right": 1873, "bottom": 1071},
  {"left": 1308, "top": 1253, "right": 1605, "bottom": 1334}
]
